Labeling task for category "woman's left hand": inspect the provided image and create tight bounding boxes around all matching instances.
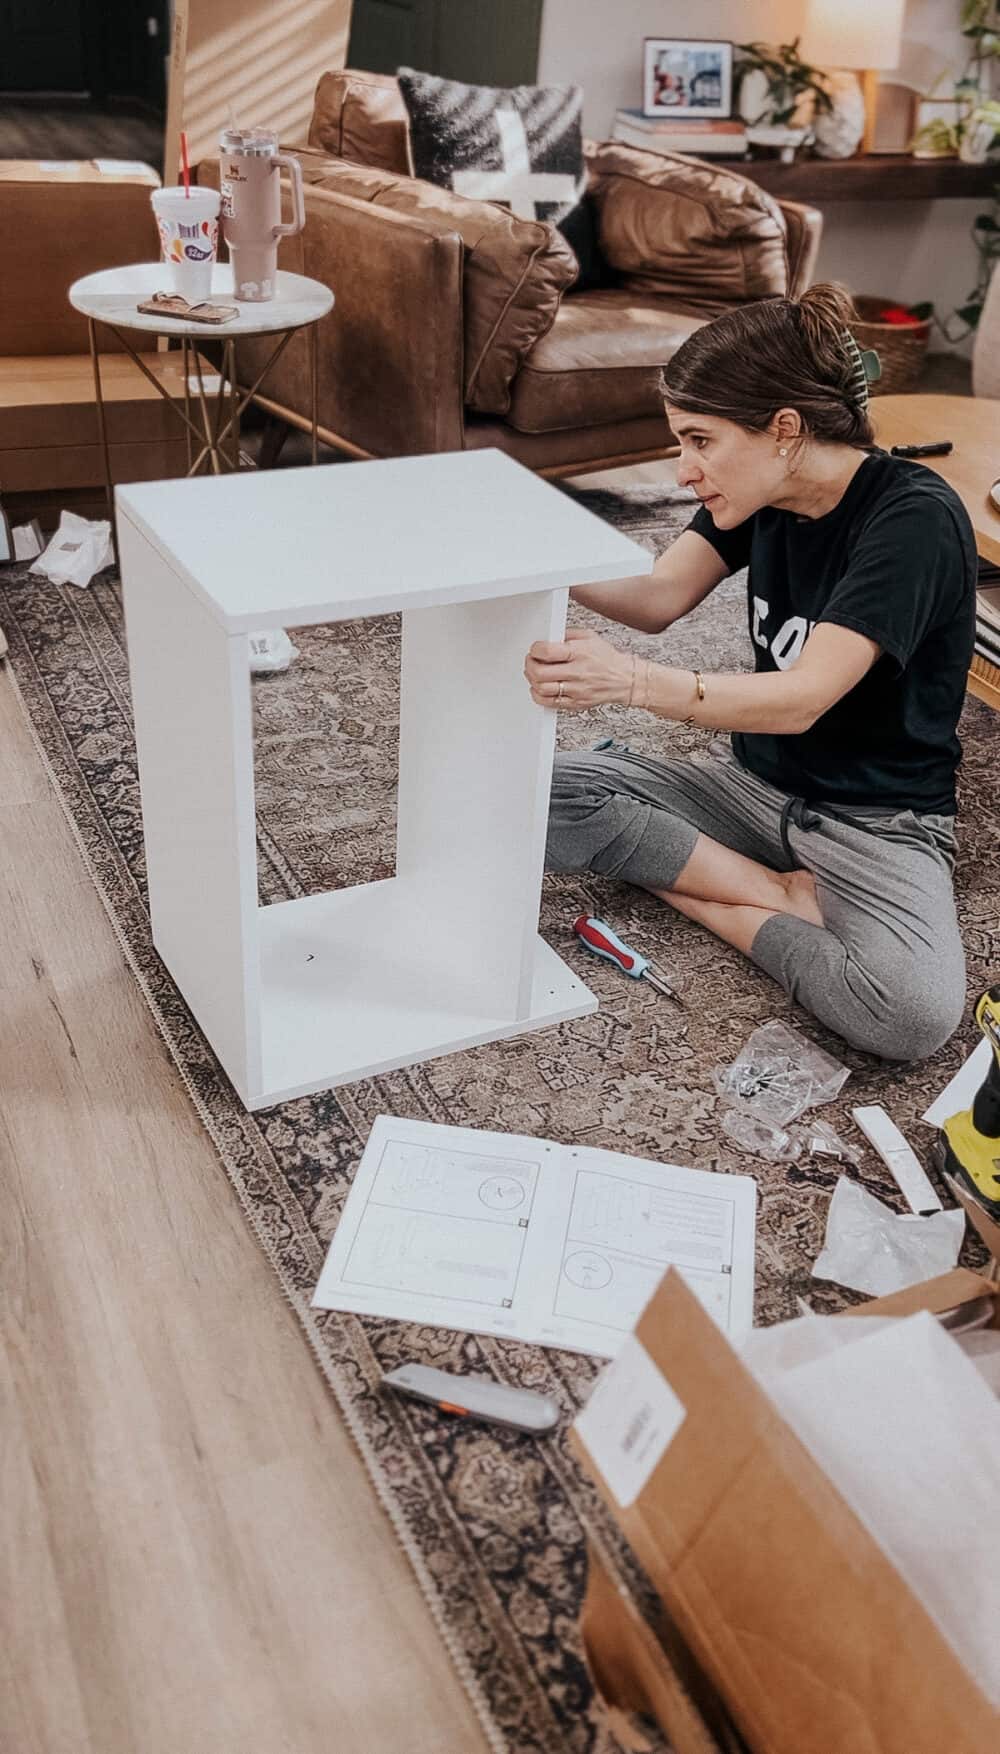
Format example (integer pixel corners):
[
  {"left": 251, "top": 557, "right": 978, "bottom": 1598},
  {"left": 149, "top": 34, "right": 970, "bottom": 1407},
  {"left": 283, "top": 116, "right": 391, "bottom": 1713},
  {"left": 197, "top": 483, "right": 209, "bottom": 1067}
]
[{"left": 524, "top": 629, "right": 635, "bottom": 711}]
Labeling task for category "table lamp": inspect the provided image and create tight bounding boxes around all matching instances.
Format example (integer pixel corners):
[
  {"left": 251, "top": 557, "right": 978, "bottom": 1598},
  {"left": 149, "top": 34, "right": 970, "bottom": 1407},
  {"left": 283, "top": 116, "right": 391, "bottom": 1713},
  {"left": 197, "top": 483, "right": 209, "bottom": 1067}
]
[{"left": 802, "top": 0, "right": 906, "bottom": 155}]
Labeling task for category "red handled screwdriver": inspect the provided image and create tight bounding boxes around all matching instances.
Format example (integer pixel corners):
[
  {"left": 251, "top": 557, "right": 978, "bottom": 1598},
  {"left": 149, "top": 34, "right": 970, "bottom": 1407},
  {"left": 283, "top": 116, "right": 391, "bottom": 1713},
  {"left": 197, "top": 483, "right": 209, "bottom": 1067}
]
[{"left": 572, "top": 915, "right": 683, "bottom": 1004}]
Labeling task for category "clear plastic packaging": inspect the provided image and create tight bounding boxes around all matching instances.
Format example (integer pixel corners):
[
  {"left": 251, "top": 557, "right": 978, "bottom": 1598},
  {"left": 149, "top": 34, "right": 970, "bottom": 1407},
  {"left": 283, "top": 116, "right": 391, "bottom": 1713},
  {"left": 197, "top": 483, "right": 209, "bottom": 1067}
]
[
  {"left": 800, "top": 1117, "right": 863, "bottom": 1166},
  {"left": 713, "top": 1020, "right": 849, "bottom": 1131},
  {"left": 811, "top": 1175, "right": 965, "bottom": 1297},
  {"left": 713, "top": 1057, "right": 814, "bottom": 1127},
  {"left": 720, "top": 1109, "right": 802, "bottom": 1160}
]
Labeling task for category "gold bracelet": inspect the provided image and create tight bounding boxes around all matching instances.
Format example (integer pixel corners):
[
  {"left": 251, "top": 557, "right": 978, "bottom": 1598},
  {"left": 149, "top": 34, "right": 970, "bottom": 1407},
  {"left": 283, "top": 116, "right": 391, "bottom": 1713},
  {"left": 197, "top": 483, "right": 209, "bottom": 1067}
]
[{"left": 681, "top": 669, "right": 705, "bottom": 728}]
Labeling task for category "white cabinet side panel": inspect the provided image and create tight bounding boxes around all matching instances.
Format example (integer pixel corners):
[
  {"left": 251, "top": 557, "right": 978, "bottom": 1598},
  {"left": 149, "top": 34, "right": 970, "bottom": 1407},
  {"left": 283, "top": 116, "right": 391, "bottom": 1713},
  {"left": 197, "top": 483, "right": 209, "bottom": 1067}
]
[
  {"left": 119, "top": 515, "right": 261, "bottom": 1099},
  {"left": 396, "top": 589, "right": 567, "bottom": 1020}
]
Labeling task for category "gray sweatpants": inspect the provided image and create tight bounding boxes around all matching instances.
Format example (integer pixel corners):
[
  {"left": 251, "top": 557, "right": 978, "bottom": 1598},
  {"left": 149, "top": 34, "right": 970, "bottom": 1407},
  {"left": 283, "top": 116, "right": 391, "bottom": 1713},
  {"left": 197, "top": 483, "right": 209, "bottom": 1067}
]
[{"left": 546, "top": 740, "right": 966, "bottom": 1062}]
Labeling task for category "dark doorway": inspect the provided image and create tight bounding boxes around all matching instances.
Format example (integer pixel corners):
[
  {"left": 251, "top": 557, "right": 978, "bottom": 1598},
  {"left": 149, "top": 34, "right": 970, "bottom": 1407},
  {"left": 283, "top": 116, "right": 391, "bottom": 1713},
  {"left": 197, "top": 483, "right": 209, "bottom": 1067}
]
[
  {"left": 0, "top": 0, "right": 169, "bottom": 112},
  {"left": 0, "top": 0, "right": 167, "bottom": 169},
  {"left": 348, "top": 0, "right": 544, "bottom": 87},
  {"left": 88, "top": 0, "right": 170, "bottom": 115},
  {"left": 0, "top": 0, "right": 88, "bottom": 93}
]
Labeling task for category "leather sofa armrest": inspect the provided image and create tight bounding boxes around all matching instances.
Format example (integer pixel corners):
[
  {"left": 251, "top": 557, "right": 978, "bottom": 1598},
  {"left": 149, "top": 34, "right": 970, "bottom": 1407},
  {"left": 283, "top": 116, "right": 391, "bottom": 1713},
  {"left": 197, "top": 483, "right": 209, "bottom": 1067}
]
[
  {"left": 308, "top": 69, "right": 413, "bottom": 174},
  {"left": 777, "top": 199, "right": 823, "bottom": 297},
  {"left": 223, "top": 182, "right": 466, "bottom": 458}
]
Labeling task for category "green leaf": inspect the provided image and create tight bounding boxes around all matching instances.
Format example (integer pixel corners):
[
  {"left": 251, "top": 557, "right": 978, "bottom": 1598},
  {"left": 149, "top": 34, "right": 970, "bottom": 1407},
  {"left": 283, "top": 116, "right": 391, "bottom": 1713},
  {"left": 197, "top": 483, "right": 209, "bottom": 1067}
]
[
  {"left": 956, "top": 301, "right": 984, "bottom": 325},
  {"left": 910, "top": 301, "right": 935, "bottom": 319},
  {"left": 961, "top": 0, "right": 993, "bottom": 31}
]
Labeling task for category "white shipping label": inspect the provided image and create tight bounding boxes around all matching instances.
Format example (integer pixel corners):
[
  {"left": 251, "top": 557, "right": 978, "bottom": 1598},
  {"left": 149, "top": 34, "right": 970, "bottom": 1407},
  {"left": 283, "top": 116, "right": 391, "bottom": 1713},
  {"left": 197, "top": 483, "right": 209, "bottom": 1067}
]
[
  {"left": 93, "top": 158, "right": 154, "bottom": 175},
  {"left": 574, "top": 1334, "right": 686, "bottom": 1507}
]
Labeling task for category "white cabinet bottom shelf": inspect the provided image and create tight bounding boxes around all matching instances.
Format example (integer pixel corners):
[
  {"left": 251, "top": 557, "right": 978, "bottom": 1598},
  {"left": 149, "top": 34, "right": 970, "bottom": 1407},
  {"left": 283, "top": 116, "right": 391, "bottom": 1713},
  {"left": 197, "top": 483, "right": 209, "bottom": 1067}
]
[{"left": 243, "top": 882, "right": 596, "bottom": 1108}]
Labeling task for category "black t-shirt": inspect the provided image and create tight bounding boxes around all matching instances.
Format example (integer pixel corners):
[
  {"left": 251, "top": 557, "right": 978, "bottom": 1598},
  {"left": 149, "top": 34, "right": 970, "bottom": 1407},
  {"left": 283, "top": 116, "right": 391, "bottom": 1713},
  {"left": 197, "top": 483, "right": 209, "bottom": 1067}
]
[{"left": 689, "top": 449, "right": 977, "bottom": 814}]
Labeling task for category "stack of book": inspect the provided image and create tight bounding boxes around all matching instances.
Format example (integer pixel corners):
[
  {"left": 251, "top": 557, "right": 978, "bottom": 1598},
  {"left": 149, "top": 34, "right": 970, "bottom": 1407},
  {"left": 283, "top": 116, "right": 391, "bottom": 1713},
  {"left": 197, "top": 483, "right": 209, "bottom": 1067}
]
[
  {"left": 612, "top": 109, "right": 747, "bottom": 158},
  {"left": 976, "top": 573, "right": 1000, "bottom": 671}
]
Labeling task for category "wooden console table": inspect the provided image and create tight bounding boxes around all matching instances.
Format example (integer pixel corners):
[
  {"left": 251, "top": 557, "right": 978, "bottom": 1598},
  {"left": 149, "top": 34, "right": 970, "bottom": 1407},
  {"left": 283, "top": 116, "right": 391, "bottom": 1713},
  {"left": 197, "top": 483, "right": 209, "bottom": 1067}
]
[
  {"left": 872, "top": 394, "right": 1000, "bottom": 713},
  {"left": 716, "top": 154, "right": 997, "bottom": 201}
]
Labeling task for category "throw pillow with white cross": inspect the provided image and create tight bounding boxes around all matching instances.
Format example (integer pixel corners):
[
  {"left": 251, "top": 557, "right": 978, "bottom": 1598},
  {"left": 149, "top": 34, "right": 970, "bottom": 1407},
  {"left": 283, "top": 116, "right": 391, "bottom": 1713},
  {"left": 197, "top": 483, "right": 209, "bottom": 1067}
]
[
  {"left": 453, "top": 109, "right": 582, "bottom": 222},
  {"left": 398, "top": 69, "right": 587, "bottom": 227}
]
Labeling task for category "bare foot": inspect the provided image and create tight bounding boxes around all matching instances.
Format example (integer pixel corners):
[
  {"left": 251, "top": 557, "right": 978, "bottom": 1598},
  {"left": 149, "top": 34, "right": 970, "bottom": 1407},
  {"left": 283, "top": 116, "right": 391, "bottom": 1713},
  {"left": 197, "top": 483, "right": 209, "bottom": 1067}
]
[{"left": 782, "top": 868, "right": 824, "bottom": 928}]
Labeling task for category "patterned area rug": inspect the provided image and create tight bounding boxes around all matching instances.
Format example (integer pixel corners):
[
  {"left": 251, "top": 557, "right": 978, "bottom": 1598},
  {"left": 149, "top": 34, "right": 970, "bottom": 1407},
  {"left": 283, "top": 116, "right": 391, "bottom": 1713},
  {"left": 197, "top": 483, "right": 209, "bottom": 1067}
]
[{"left": 4, "top": 479, "right": 998, "bottom": 1754}]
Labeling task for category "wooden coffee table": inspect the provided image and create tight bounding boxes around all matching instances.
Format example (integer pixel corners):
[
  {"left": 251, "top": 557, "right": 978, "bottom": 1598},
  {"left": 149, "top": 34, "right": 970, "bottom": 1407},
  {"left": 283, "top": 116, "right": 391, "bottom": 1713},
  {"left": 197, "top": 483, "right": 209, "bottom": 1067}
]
[{"left": 872, "top": 393, "right": 1000, "bottom": 712}]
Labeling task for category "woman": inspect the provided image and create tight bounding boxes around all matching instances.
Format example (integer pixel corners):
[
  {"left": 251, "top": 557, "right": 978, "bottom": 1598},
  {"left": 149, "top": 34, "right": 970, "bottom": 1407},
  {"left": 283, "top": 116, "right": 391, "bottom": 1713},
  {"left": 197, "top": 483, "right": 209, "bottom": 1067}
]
[{"left": 525, "top": 284, "right": 977, "bottom": 1061}]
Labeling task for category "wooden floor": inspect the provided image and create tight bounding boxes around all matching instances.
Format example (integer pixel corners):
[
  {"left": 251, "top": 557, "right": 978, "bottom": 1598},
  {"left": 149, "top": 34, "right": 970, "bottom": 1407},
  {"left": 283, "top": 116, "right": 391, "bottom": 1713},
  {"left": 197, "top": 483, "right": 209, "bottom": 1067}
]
[
  {"left": 0, "top": 667, "right": 487, "bottom": 1751},
  {"left": 0, "top": 99, "right": 163, "bottom": 170}
]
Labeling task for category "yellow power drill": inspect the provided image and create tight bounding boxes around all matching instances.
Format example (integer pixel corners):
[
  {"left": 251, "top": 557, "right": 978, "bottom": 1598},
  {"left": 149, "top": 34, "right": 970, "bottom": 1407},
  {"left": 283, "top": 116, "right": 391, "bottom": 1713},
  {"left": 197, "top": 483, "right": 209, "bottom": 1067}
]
[{"left": 941, "top": 985, "right": 1000, "bottom": 1219}]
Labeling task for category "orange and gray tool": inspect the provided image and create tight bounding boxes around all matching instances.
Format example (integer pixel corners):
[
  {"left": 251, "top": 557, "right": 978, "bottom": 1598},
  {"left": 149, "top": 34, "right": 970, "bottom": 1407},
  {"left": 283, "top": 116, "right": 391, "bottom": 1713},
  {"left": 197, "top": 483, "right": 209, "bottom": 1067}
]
[
  {"left": 382, "top": 1364, "right": 560, "bottom": 1434},
  {"left": 572, "top": 914, "right": 683, "bottom": 1004}
]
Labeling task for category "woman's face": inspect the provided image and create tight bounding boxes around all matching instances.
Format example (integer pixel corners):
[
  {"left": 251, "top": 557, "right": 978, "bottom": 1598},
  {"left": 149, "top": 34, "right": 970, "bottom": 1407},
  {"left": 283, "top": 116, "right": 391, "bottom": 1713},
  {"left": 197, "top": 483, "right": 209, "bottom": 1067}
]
[{"left": 665, "top": 404, "right": 793, "bottom": 528}]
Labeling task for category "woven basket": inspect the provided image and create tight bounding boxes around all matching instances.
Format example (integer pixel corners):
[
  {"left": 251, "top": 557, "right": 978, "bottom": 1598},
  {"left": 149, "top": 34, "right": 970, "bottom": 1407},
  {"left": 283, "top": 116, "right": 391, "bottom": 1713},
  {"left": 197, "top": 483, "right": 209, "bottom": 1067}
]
[{"left": 849, "top": 297, "right": 932, "bottom": 395}]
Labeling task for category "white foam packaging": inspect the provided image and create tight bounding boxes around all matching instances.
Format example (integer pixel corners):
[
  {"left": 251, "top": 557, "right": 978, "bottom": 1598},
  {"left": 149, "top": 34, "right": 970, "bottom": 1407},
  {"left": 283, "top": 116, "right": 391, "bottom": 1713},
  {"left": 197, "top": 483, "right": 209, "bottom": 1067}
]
[{"left": 741, "top": 1309, "right": 1000, "bottom": 1708}]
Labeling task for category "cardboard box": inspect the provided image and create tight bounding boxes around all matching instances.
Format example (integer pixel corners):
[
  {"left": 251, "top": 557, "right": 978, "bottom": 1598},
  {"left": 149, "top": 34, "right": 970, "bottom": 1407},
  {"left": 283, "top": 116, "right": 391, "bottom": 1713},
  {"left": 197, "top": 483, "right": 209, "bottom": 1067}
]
[
  {"left": 571, "top": 1185, "right": 1000, "bottom": 1754},
  {"left": 0, "top": 160, "right": 160, "bottom": 356},
  {"left": 0, "top": 354, "right": 191, "bottom": 497}
]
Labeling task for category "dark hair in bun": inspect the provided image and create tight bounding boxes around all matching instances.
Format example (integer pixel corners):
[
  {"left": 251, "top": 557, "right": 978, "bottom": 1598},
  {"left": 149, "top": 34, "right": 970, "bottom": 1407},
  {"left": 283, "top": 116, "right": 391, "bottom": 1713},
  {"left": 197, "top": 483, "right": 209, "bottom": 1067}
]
[{"left": 661, "top": 282, "right": 874, "bottom": 447}]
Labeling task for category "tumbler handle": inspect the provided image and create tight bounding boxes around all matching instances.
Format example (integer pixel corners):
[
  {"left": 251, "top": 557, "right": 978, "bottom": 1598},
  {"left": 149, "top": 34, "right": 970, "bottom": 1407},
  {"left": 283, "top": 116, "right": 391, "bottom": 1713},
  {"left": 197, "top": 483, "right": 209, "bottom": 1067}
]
[{"left": 273, "top": 151, "right": 305, "bottom": 239}]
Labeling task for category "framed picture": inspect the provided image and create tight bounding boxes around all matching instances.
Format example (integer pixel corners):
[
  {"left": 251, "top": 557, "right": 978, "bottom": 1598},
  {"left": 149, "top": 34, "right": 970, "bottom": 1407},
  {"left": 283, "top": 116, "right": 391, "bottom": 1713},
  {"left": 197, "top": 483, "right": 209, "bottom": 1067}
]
[{"left": 642, "top": 37, "right": 733, "bottom": 120}]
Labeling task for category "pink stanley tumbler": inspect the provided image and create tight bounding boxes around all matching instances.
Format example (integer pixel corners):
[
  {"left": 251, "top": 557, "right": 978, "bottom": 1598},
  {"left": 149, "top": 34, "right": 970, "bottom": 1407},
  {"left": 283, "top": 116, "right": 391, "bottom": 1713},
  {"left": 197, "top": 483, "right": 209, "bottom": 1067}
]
[{"left": 219, "top": 127, "right": 305, "bottom": 301}]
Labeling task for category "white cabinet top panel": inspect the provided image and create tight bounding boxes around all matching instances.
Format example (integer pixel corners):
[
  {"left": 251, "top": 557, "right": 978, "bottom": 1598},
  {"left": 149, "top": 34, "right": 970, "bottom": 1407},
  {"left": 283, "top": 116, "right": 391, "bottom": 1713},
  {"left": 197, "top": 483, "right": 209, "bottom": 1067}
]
[{"left": 116, "top": 449, "right": 653, "bottom": 631}]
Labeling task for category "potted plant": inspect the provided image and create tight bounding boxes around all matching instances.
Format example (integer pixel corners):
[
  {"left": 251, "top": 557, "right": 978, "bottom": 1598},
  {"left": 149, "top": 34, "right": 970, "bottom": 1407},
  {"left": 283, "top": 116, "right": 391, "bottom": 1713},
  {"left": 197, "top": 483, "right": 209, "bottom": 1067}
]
[
  {"left": 912, "top": 2, "right": 1000, "bottom": 159},
  {"left": 956, "top": 0, "right": 1000, "bottom": 117},
  {"left": 913, "top": 3, "right": 1000, "bottom": 334},
  {"left": 960, "top": 95, "right": 1000, "bottom": 161},
  {"left": 736, "top": 38, "right": 833, "bottom": 159},
  {"left": 946, "top": 185, "right": 1000, "bottom": 335}
]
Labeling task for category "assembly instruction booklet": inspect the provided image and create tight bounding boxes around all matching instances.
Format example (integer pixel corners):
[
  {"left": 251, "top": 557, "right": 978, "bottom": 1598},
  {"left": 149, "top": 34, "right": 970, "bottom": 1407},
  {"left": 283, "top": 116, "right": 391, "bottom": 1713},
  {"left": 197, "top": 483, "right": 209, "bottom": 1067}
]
[{"left": 312, "top": 1115, "right": 757, "bottom": 1357}]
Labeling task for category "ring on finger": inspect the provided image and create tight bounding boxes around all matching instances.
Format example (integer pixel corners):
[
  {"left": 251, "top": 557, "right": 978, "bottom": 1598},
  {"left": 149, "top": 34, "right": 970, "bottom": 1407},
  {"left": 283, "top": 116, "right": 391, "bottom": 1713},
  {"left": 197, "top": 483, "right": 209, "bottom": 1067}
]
[{"left": 557, "top": 681, "right": 565, "bottom": 701}]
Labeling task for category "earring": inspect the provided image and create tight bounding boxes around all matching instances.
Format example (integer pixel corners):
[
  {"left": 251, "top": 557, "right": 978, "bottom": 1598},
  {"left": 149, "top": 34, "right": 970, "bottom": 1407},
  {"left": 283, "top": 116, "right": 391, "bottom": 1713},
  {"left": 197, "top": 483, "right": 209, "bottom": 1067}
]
[{"left": 778, "top": 446, "right": 788, "bottom": 457}]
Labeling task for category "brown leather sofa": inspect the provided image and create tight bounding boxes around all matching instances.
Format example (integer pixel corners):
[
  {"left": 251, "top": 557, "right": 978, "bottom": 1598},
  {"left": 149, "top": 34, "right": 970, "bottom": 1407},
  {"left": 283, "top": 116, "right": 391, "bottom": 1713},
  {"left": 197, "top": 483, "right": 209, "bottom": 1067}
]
[{"left": 207, "top": 70, "right": 823, "bottom": 477}]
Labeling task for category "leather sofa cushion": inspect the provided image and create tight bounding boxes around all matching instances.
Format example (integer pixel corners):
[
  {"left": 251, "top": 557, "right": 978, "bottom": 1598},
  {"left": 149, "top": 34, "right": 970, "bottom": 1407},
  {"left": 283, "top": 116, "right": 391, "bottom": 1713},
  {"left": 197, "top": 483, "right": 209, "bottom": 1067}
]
[
  {"left": 585, "top": 141, "right": 789, "bottom": 315},
  {"left": 506, "top": 289, "right": 702, "bottom": 434},
  {"left": 298, "top": 156, "right": 578, "bottom": 416},
  {"left": 308, "top": 70, "right": 413, "bottom": 175},
  {"left": 464, "top": 411, "right": 673, "bottom": 473}
]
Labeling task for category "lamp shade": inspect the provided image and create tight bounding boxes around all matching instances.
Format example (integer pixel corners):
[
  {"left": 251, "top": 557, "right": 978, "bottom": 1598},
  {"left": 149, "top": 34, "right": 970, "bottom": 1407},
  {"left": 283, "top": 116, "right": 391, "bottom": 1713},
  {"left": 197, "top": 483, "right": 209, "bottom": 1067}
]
[{"left": 802, "top": 0, "right": 905, "bottom": 72}]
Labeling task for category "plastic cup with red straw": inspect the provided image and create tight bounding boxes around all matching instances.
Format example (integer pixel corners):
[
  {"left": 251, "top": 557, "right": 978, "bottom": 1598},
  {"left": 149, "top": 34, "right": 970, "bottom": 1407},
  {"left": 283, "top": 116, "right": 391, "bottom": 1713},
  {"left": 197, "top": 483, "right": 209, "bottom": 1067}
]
[{"left": 150, "top": 128, "right": 220, "bottom": 303}]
